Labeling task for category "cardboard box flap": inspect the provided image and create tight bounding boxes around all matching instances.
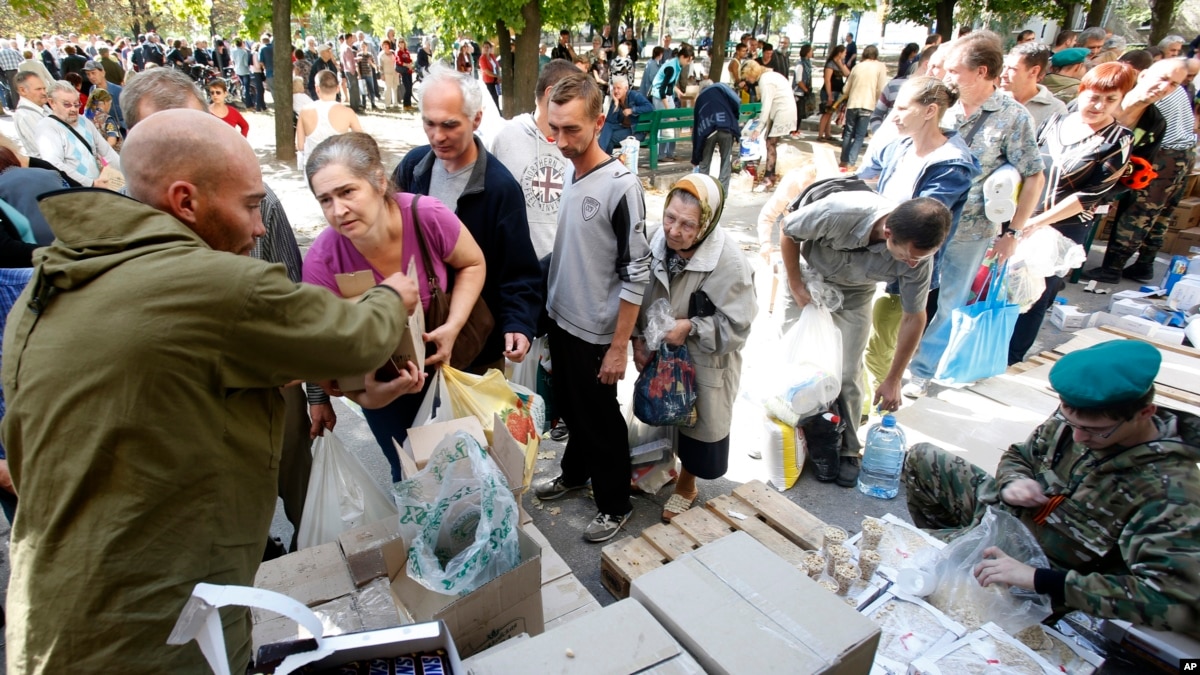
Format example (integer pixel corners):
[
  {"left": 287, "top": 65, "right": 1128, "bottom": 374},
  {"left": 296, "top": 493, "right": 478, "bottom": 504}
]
[
  {"left": 491, "top": 413, "right": 529, "bottom": 491},
  {"left": 465, "top": 598, "right": 683, "bottom": 674},
  {"left": 405, "top": 416, "right": 488, "bottom": 471},
  {"left": 335, "top": 271, "right": 377, "bottom": 299}
]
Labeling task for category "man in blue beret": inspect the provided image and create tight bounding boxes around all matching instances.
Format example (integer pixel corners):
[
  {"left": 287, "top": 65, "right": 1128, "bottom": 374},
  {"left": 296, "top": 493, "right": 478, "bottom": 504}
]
[
  {"left": 903, "top": 340, "right": 1200, "bottom": 636},
  {"left": 1043, "top": 47, "right": 1089, "bottom": 104}
]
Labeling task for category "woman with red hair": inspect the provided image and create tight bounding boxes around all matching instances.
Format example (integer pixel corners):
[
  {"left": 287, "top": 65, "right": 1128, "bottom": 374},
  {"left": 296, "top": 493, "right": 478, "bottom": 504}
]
[{"left": 1008, "top": 61, "right": 1136, "bottom": 363}]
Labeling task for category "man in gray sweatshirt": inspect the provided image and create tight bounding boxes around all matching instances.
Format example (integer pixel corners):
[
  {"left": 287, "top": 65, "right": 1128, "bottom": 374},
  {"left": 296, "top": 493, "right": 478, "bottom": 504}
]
[{"left": 535, "top": 72, "right": 651, "bottom": 543}]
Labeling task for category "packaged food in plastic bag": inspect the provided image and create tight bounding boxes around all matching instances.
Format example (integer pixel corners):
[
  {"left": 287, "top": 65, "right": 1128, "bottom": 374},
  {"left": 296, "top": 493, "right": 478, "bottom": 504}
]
[
  {"left": 297, "top": 433, "right": 399, "bottom": 550},
  {"left": 911, "top": 622, "right": 1059, "bottom": 674},
  {"left": 763, "top": 417, "right": 803, "bottom": 491},
  {"left": 861, "top": 592, "right": 968, "bottom": 670},
  {"left": 927, "top": 507, "right": 1053, "bottom": 634},
  {"left": 740, "top": 119, "right": 764, "bottom": 162},
  {"left": 392, "top": 431, "right": 521, "bottom": 595}
]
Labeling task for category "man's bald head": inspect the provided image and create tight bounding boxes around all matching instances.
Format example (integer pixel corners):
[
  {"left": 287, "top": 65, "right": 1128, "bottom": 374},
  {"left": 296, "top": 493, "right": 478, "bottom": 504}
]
[{"left": 125, "top": 110, "right": 265, "bottom": 254}]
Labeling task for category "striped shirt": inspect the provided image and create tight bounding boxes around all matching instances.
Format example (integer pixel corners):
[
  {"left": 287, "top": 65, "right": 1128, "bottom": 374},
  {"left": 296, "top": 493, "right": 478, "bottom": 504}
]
[
  {"left": 0, "top": 48, "right": 22, "bottom": 71},
  {"left": 1157, "top": 86, "right": 1196, "bottom": 150}
]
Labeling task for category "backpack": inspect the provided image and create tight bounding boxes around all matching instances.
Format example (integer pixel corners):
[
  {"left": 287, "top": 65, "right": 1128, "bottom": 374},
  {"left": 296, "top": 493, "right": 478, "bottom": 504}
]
[{"left": 786, "top": 175, "right": 874, "bottom": 214}]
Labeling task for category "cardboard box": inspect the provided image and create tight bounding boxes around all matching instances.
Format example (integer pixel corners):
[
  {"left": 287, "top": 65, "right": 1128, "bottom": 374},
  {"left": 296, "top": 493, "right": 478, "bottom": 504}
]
[
  {"left": 404, "top": 416, "right": 489, "bottom": 471},
  {"left": 1114, "top": 315, "right": 1186, "bottom": 344},
  {"left": 252, "top": 577, "right": 413, "bottom": 652},
  {"left": 1109, "top": 297, "right": 1153, "bottom": 318},
  {"left": 631, "top": 531, "right": 880, "bottom": 674},
  {"left": 389, "top": 527, "right": 544, "bottom": 658},
  {"left": 1050, "top": 304, "right": 1090, "bottom": 331},
  {"left": 334, "top": 268, "right": 426, "bottom": 392},
  {"left": 1187, "top": 170, "right": 1200, "bottom": 198},
  {"left": 1173, "top": 197, "right": 1200, "bottom": 230},
  {"left": 253, "top": 541, "right": 356, "bottom": 610},
  {"left": 304, "top": 619, "right": 465, "bottom": 673},
  {"left": 1170, "top": 227, "right": 1200, "bottom": 256},
  {"left": 465, "top": 598, "right": 702, "bottom": 674},
  {"left": 339, "top": 517, "right": 410, "bottom": 588}
]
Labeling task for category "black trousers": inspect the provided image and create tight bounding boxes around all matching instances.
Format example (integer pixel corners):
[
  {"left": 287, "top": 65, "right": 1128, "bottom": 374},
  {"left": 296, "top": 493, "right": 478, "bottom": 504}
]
[{"left": 550, "top": 323, "right": 632, "bottom": 517}]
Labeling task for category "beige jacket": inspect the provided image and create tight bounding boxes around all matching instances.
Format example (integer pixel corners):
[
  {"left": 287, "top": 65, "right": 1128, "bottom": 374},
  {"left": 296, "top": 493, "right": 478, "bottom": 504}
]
[{"left": 843, "top": 59, "right": 889, "bottom": 111}]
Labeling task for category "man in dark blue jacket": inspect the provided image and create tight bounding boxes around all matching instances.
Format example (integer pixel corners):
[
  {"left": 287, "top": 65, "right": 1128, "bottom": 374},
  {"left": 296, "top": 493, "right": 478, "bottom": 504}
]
[
  {"left": 691, "top": 82, "right": 742, "bottom": 193},
  {"left": 392, "top": 63, "right": 542, "bottom": 371},
  {"left": 599, "top": 74, "right": 654, "bottom": 153}
]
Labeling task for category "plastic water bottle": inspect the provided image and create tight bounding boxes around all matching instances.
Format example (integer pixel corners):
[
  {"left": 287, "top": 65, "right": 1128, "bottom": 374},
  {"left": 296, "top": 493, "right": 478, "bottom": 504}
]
[{"left": 858, "top": 414, "right": 907, "bottom": 499}]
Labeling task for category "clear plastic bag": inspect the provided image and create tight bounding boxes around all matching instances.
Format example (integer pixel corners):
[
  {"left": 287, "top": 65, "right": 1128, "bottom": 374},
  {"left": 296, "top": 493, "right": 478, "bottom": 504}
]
[
  {"left": 928, "top": 507, "right": 1053, "bottom": 635},
  {"left": 642, "top": 297, "right": 678, "bottom": 351},
  {"left": 392, "top": 430, "right": 521, "bottom": 595},
  {"left": 1004, "top": 259, "right": 1045, "bottom": 314},
  {"left": 297, "top": 433, "right": 399, "bottom": 550},
  {"left": 801, "top": 264, "right": 844, "bottom": 312}
]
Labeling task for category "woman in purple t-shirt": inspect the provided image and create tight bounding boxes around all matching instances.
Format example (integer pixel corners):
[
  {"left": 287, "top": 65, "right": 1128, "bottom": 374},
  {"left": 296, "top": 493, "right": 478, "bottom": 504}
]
[{"left": 303, "top": 132, "right": 486, "bottom": 481}]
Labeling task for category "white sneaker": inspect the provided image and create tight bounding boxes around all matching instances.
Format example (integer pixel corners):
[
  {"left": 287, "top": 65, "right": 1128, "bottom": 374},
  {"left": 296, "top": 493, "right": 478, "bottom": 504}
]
[{"left": 901, "top": 377, "right": 929, "bottom": 399}]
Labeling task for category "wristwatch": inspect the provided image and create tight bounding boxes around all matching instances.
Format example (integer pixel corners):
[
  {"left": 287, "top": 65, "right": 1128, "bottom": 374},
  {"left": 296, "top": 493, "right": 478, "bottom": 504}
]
[{"left": 1001, "top": 226, "right": 1023, "bottom": 240}]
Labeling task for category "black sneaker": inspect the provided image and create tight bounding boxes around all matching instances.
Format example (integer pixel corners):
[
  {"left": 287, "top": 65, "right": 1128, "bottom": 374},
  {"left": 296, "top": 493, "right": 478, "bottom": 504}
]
[
  {"left": 835, "top": 456, "right": 861, "bottom": 488},
  {"left": 549, "top": 424, "right": 569, "bottom": 442},
  {"left": 583, "top": 510, "right": 632, "bottom": 542},
  {"left": 1081, "top": 267, "right": 1121, "bottom": 284},
  {"left": 1122, "top": 262, "right": 1155, "bottom": 283},
  {"left": 533, "top": 475, "right": 589, "bottom": 501}
]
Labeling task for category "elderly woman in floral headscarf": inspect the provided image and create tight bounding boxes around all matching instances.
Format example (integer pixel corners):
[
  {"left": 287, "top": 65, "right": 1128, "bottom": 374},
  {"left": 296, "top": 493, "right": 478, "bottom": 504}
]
[{"left": 632, "top": 174, "right": 758, "bottom": 522}]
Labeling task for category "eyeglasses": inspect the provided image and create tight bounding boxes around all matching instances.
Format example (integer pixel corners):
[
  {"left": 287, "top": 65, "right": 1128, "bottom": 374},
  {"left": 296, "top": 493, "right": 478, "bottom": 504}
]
[{"left": 1052, "top": 407, "right": 1124, "bottom": 439}]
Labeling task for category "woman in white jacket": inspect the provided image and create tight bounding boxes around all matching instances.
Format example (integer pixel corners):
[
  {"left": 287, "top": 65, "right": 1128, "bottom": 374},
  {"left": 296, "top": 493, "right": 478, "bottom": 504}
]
[
  {"left": 741, "top": 60, "right": 796, "bottom": 192},
  {"left": 633, "top": 174, "right": 757, "bottom": 522}
]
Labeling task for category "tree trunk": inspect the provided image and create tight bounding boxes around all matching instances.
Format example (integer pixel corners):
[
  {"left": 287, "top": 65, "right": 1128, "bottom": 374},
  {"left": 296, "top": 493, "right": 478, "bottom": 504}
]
[
  {"left": 936, "top": 0, "right": 956, "bottom": 41},
  {"left": 763, "top": 10, "right": 772, "bottom": 38},
  {"left": 1085, "top": 0, "right": 1108, "bottom": 29},
  {"left": 511, "top": 0, "right": 541, "bottom": 116},
  {"left": 828, "top": 11, "right": 844, "bottom": 54},
  {"left": 711, "top": 0, "right": 731, "bottom": 84},
  {"left": 1149, "top": 0, "right": 1179, "bottom": 45},
  {"left": 608, "top": 0, "right": 627, "bottom": 44},
  {"left": 272, "top": 0, "right": 294, "bottom": 162}
]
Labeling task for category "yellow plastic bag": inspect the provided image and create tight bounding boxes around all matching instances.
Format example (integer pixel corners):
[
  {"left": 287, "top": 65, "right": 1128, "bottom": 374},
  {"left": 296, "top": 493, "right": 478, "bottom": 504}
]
[{"left": 442, "top": 366, "right": 541, "bottom": 488}]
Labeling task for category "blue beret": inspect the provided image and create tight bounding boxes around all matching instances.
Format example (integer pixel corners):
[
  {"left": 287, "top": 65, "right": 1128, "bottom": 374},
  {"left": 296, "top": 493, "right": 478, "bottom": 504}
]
[
  {"left": 1049, "top": 341, "right": 1161, "bottom": 409},
  {"left": 1050, "top": 48, "right": 1090, "bottom": 67}
]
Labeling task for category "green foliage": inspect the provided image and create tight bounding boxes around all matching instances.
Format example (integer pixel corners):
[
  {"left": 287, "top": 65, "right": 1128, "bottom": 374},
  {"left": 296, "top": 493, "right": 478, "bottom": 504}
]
[{"left": 886, "top": 0, "right": 1047, "bottom": 30}]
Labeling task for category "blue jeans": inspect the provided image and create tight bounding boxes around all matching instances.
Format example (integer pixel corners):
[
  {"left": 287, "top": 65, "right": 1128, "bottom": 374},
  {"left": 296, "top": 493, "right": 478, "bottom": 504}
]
[
  {"left": 653, "top": 97, "right": 676, "bottom": 158},
  {"left": 361, "top": 377, "right": 431, "bottom": 483},
  {"left": 599, "top": 123, "right": 637, "bottom": 154},
  {"left": 250, "top": 72, "right": 266, "bottom": 110},
  {"left": 840, "top": 107, "right": 871, "bottom": 166},
  {"left": 908, "top": 236, "right": 993, "bottom": 380}
]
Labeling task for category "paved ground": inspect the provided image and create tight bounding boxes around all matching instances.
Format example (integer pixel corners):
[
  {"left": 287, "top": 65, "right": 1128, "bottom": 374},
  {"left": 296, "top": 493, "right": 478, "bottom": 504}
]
[{"left": 0, "top": 104, "right": 1167, "bottom": 666}]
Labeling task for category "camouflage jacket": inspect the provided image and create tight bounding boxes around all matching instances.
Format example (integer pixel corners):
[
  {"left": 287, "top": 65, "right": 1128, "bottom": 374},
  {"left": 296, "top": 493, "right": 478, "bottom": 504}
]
[{"left": 995, "top": 407, "right": 1200, "bottom": 635}]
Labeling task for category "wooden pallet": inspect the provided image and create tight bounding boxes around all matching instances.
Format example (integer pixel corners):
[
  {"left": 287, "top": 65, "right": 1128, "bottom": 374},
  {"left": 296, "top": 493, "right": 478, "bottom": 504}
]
[{"left": 599, "top": 479, "right": 827, "bottom": 599}]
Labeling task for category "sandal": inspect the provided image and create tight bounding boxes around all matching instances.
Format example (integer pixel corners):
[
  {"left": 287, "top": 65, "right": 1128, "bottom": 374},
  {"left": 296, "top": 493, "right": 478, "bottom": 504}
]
[{"left": 662, "top": 492, "right": 697, "bottom": 523}]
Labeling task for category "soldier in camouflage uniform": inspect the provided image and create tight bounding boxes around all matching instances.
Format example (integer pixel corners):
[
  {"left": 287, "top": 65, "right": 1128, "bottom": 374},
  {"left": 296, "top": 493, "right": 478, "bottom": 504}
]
[
  {"left": 903, "top": 340, "right": 1200, "bottom": 635},
  {"left": 1085, "top": 64, "right": 1196, "bottom": 284}
]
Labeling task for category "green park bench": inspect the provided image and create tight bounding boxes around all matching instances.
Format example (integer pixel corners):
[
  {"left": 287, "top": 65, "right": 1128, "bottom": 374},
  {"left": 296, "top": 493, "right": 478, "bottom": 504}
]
[{"left": 633, "top": 103, "right": 762, "bottom": 170}]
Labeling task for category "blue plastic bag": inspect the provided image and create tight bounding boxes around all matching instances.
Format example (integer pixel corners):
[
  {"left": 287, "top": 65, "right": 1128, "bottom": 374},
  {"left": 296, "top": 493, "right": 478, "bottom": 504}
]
[
  {"left": 634, "top": 343, "right": 699, "bottom": 427},
  {"left": 934, "top": 262, "right": 1020, "bottom": 385}
]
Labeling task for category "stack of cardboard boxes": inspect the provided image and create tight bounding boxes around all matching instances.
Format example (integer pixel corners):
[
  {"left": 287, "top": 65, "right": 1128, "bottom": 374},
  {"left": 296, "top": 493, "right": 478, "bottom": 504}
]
[{"left": 1094, "top": 170, "right": 1200, "bottom": 257}]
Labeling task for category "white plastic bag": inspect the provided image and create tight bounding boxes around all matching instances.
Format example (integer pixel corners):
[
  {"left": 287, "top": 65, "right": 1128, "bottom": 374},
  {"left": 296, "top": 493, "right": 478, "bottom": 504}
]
[
  {"left": 776, "top": 304, "right": 843, "bottom": 421},
  {"left": 506, "top": 335, "right": 544, "bottom": 393},
  {"left": 1012, "top": 226, "right": 1087, "bottom": 279},
  {"left": 1004, "top": 259, "right": 1045, "bottom": 313},
  {"left": 297, "top": 433, "right": 399, "bottom": 550},
  {"left": 392, "top": 431, "right": 521, "bottom": 595},
  {"left": 740, "top": 119, "right": 764, "bottom": 162}
]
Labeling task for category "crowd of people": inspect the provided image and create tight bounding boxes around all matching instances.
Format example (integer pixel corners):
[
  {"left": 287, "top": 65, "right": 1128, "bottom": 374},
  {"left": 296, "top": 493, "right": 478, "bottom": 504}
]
[{"left": 0, "top": 20, "right": 1196, "bottom": 673}]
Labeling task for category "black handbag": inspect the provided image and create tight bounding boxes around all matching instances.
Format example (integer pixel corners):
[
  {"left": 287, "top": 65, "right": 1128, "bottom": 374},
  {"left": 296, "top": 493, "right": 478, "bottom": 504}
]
[{"left": 409, "top": 195, "right": 494, "bottom": 369}]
